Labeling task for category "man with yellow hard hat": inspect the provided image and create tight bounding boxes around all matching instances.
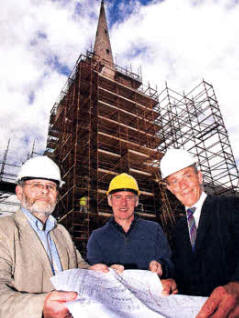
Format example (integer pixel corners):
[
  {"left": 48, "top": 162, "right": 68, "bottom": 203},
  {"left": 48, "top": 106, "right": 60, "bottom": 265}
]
[{"left": 87, "top": 173, "right": 177, "bottom": 294}]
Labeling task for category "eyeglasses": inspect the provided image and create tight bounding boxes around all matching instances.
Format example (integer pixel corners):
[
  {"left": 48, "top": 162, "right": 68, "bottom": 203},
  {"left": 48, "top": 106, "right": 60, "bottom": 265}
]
[{"left": 24, "top": 181, "right": 57, "bottom": 192}]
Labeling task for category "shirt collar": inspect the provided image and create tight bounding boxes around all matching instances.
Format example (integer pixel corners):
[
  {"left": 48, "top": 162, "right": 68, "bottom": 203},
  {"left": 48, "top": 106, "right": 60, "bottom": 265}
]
[
  {"left": 110, "top": 214, "right": 138, "bottom": 233},
  {"left": 185, "top": 191, "right": 207, "bottom": 211},
  {"left": 21, "top": 207, "right": 57, "bottom": 232}
]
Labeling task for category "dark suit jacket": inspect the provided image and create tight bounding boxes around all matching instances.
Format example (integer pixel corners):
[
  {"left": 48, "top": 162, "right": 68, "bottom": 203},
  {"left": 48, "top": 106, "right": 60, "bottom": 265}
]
[{"left": 171, "top": 195, "right": 239, "bottom": 296}]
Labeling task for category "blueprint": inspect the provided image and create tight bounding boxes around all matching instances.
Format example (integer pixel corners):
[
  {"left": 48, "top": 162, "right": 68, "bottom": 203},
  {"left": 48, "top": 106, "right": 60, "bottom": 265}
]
[{"left": 51, "top": 268, "right": 207, "bottom": 318}]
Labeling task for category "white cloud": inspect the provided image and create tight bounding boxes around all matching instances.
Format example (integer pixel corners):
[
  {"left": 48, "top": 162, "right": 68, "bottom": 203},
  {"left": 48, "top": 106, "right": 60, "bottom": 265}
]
[{"left": 0, "top": 0, "right": 99, "bottom": 159}]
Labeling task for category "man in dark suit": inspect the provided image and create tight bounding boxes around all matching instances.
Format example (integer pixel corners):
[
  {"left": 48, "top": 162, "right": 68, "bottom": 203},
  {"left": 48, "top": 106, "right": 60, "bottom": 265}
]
[{"left": 160, "top": 148, "right": 239, "bottom": 318}]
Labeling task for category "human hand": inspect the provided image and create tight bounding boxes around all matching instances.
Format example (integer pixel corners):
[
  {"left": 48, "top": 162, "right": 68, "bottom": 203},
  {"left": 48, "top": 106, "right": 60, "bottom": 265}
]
[
  {"left": 43, "top": 290, "right": 77, "bottom": 318},
  {"left": 196, "top": 282, "right": 239, "bottom": 318},
  {"left": 89, "top": 263, "right": 109, "bottom": 273},
  {"left": 110, "top": 264, "right": 124, "bottom": 274},
  {"left": 149, "top": 260, "right": 163, "bottom": 277},
  {"left": 161, "top": 279, "right": 178, "bottom": 295}
]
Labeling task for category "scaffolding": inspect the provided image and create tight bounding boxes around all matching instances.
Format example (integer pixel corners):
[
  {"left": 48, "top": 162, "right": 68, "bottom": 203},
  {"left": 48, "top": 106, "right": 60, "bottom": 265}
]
[
  {"left": 0, "top": 139, "right": 41, "bottom": 215},
  {"left": 156, "top": 80, "right": 239, "bottom": 195},
  {"left": 46, "top": 48, "right": 239, "bottom": 254},
  {"left": 45, "top": 51, "right": 164, "bottom": 254}
]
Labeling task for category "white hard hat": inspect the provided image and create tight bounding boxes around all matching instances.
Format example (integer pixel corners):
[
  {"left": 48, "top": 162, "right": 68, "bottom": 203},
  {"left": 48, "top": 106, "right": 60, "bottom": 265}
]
[
  {"left": 160, "top": 148, "right": 197, "bottom": 179},
  {"left": 17, "top": 156, "right": 65, "bottom": 187}
]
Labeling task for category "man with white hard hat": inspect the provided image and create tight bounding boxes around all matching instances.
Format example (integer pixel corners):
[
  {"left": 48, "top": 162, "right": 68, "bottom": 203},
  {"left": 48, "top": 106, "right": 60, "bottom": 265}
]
[
  {"left": 0, "top": 155, "right": 111, "bottom": 318},
  {"left": 160, "top": 148, "right": 239, "bottom": 318}
]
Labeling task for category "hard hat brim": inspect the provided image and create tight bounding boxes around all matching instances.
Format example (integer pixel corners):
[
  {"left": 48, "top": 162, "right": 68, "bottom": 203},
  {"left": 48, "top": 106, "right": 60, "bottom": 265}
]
[
  {"left": 19, "top": 177, "right": 60, "bottom": 187},
  {"left": 108, "top": 188, "right": 139, "bottom": 196}
]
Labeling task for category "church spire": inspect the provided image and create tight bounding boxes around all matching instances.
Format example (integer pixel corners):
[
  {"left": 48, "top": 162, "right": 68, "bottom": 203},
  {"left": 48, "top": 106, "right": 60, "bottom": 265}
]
[{"left": 93, "top": 0, "right": 114, "bottom": 67}]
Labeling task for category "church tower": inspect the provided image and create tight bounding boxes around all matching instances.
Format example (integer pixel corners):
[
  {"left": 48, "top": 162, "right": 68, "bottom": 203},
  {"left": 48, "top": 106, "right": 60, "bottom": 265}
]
[{"left": 46, "top": 0, "right": 165, "bottom": 254}]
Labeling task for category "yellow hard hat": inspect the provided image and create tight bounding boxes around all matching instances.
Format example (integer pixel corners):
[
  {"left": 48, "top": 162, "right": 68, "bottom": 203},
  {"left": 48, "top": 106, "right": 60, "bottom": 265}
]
[
  {"left": 79, "top": 196, "right": 87, "bottom": 206},
  {"left": 107, "top": 173, "right": 140, "bottom": 196}
]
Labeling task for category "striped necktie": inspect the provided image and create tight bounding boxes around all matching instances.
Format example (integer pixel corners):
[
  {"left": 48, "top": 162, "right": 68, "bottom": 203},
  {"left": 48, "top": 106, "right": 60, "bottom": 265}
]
[{"left": 186, "top": 207, "right": 197, "bottom": 251}]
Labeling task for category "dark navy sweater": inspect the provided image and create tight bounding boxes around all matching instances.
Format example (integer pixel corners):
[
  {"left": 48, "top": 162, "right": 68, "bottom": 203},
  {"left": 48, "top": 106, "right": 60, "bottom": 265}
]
[{"left": 87, "top": 216, "right": 174, "bottom": 278}]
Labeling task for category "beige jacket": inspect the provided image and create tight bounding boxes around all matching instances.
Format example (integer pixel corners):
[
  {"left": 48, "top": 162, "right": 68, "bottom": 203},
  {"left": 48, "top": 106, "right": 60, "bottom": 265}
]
[{"left": 0, "top": 209, "right": 89, "bottom": 318}]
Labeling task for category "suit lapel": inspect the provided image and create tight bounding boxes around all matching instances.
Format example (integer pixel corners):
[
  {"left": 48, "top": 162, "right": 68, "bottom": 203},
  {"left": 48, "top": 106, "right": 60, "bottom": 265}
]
[
  {"left": 195, "top": 197, "right": 212, "bottom": 251},
  {"left": 51, "top": 229, "right": 69, "bottom": 270},
  {"left": 178, "top": 215, "right": 194, "bottom": 253}
]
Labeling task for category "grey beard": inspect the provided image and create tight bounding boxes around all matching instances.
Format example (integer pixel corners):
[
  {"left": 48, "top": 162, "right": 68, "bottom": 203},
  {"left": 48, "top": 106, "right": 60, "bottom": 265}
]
[{"left": 21, "top": 198, "right": 56, "bottom": 216}]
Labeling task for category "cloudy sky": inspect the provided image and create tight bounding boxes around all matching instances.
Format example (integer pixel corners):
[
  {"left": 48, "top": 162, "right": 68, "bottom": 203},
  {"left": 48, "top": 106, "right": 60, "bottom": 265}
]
[{"left": 1, "top": 0, "right": 239, "bottom": 169}]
